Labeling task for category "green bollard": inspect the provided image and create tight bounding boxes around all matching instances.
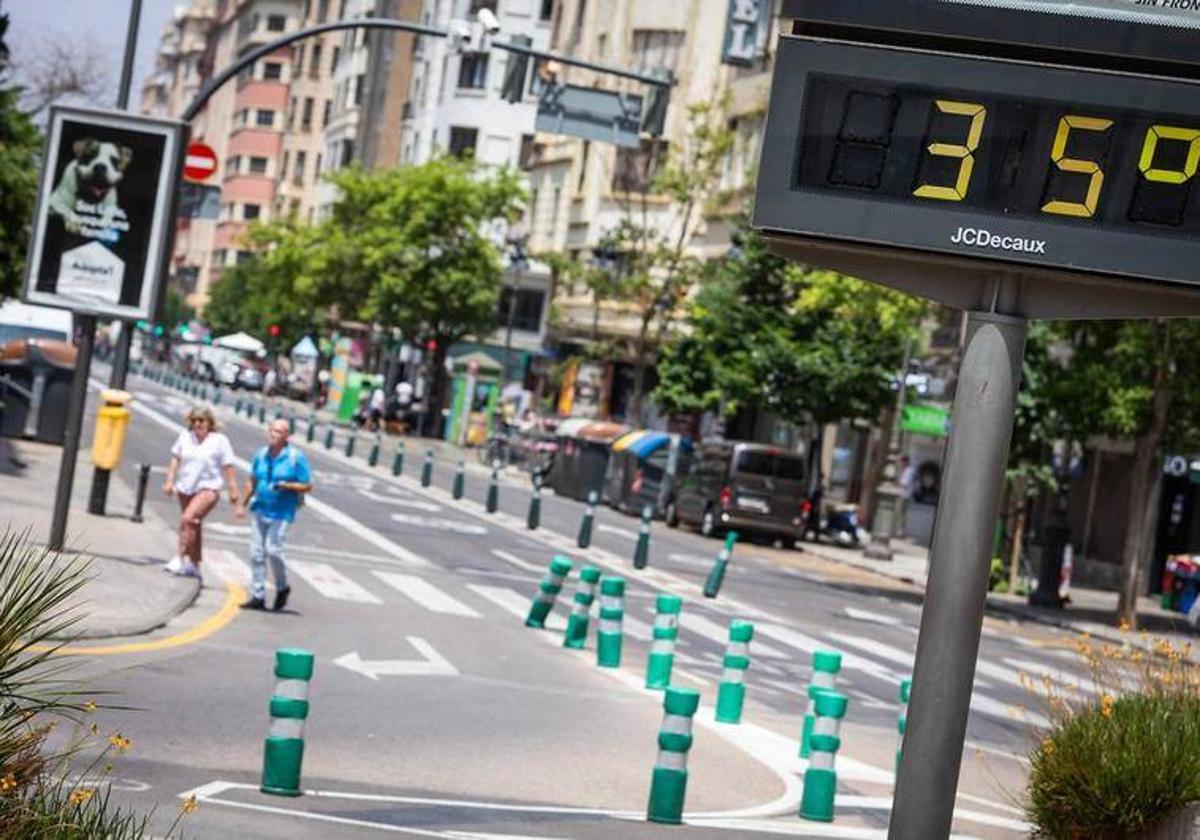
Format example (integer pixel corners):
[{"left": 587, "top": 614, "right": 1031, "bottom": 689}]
[
  {"left": 392, "top": 444, "right": 405, "bottom": 477},
  {"left": 452, "top": 459, "right": 465, "bottom": 499},
  {"left": 235, "top": 396, "right": 244, "bottom": 415},
  {"left": 645, "top": 594, "right": 682, "bottom": 690},
  {"left": 704, "top": 531, "right": 739, "bottom": 598},
  {"left": 525, "top": 555, "right": 573, "bottom": 628},
  {"left": 345, "top": 432, "right": 357, "bottom": 458},
  {"left": 258, "top": 403, "right": 267, "bottom": 423},
  {"left": 421, "top": 449, "right": 433, "bottom": 487},
  {"left": 527, "top": 478, "right": 542, "bottom": 530},
  {"left": 646, "top": 687, "right": 701, "bottom": 825},
  {"left": 896, "top": 678, "right": 911, "bottom": 774},
  {"left": 563, "top": 566, "right": 601, "bottom": 649},
  {"left": 578, "top": 489, "right": 597, "bottom": 548},
  {"left": 800, "top": 691, "right": 849, "bottom": 822},
  {"left": 261, "top": 648, "right": 314, "bottom": 797},
  {"left": 213, "top": 387, "right": 222, "bottom": 406},
  {"left": 596, "top": 576, "right": 626, "bottom": 668},
  {"left": 801, "top": 650, "right": 843, "bottom": 758},
  {"left": 368, "top": 436, "right": 380, "bottom": 467},
  {"left": 274, "top": 406, "right": 284, "bottom": 422},
  {"left": 715, "top": 620, "right": 754, "bottom": 724},
  {"left": 486, "top": 467, "right": 499, "bottom": 513},
  {"left": 288, "top": 411, "right": 296, "bottom": 435},
  {"left": 633, "top": 504, "right": 652, "bottom": 569},
  {"left": 324, "top": 427, "right": 335, "bottom": 450},
  {"left": 306, "top": 417, "right": 316, "bottom": 443}
]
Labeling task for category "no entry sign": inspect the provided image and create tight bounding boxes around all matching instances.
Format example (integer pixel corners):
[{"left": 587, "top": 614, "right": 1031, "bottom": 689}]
[{"left": 183, "top": 142, "right": 217, "bottom": 182}]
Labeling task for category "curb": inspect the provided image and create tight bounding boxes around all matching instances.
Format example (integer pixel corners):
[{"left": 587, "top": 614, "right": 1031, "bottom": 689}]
[{"left": 51, "top": 572, "right": 202, "bottom": 641}]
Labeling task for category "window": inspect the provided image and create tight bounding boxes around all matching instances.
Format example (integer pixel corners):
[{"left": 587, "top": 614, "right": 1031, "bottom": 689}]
[
  {"left": 236, "top": 250, "right": 255, "bottom": 265},
  {"left": 243, "top": 203, "right": 262, "bottom": 220},
  {"left": 255, "top": 109, "right": 275, "bottom": 127},
  {"left": 519, "top": 133, "right": 536, "bottom": 169},
  {"left": 310, "top": 43, "right": 323, "bottom": 78},
  {"left": 331, "top": 46, "right": 341, "bottom": 72},
  {"left": 613, "top": 139, "right": 667, "bottom": 193},
  {"left": 322, "top": 99, "right": 331, "bottom": 127},
  {"left": 577, "top": 141, "right": 590, "bottom": 191},
  {"left": 499, "top": 288, "right": 546, "bottom": 333},
  {"left": 340, "top": 139, "right": 354, "bottom": 167},
  {"left": 266, "top": 14, "right": 287, "bottom": 31},
  {"left": 281, "top": 151, "right": 289, "bottom": 177},
  {"left": 527, "top": 187, "right": 538, "bottom": 236},
  {"left": 317, "top": 0, "right": 329, "bottom": 23},
  {"left": 302, "top": 96, "right": 314, "bottom": 128},
  {"left": 539, "top": 0, "right": 553, "bottom": 21},
  {"left": 248, "top": 156, "right": 269, "bottom": 174},
  {"left": 457, "top": 52, "right": 488, "bottom": 90},
  {"left": 287, "top": 96, "right": 296, "bottom": 129},
  {"left": 448, "top": 126, "right": 477, "bottom": 157},
  {"left": 469, "top": 0, "right": 498, "bottom": 12},
  {"left": 295, "top": 44, "right": 305, "bottom": 74},
  {"left": 315, "top": 152, "right": 322, "bottom": 173},
  {"left": 293, "top": 151, "right": 306, "bottom": 184},
  {"left": 353, "top": 74, "right": 364, "bottom": 106},
  {"left": 630, "top": 30, "right": 685, "bottom": 74},
  {"left": 213, "top": 249, "right": 227, "bottom": 267},
  {"left": 226, "top": 155, "right": 241, "bottom": 175},
  {"left": 263, "top": 61, "right": 283, "bottom": 81}
]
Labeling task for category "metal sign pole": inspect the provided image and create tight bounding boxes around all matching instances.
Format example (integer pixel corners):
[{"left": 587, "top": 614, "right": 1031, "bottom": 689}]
[
  {"left": 887, "top": 308, "right": 1026, "bottom": 839},
  {"left": 49, "top": 315, "right": 97, "bottom": 551}
]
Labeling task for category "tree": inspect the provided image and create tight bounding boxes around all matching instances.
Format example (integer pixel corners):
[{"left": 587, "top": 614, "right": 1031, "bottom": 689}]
[
  {"left": 0, "top": 14, "right": 41, "bottom": 300},
  {"left": 11, "top": 34, "right": 111, "bottom": 118}
]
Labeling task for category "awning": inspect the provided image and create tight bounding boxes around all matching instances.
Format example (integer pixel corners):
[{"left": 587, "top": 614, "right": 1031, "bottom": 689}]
[
  {"left": 213, "top": 331, "right": 264, "bottom": 353},
  {"left": 625, "top": 432, "right": 671, "bottom": 458},
  {"left": 611, "top": 430, "right": 649, "bottom": 452},
  {"left": 577, "top": 421, "right": 629, "bottom": 443}
]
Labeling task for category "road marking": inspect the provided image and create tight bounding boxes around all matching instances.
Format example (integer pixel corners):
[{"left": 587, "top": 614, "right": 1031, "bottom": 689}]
[
  {"left": 204, "top": 522, "right": 252, "bottom": 536},
  {"left": 1002, "top": 657, "right": 1099, "bottom": 695},
  {"left": 205, "top": 548, "right": 251, "bottom": 586},
  {"left": 489, "top": 549, "right": 543, "bottom": 573},
  {"left": 373, "top": 572, "right": 481, "bottom": 617},
  {"left": 390, "top": 512, "right": 488, "bottom": 535},
  {"left": 754, "top": 624, "right": 898, "bottom": 684},
  {"left": 596, "top": 523, "right": 637, "bottom": 540},
  {"left": 48, "top": 580, "right": 245, "bottom": 656},
  {"left": 113, "top": 388, "right": 435, "bottom": 569},
  {"left": 334, "top": 637, "right": 459, "bottom": 680},
  {"left": 465, "top": 584, "right": 567, "bottom": 631},
  {"left": 842, "top": 606, "right": 906, "bottom": 627},
  {"left": 671, "top": 610, "right": 791, "bottom": 660},
  {"left": 358, "top": 488, "right": 444, "bottom": 512},
  {"left": 290, "top": 560, "right": 382, "bottom": 604}
]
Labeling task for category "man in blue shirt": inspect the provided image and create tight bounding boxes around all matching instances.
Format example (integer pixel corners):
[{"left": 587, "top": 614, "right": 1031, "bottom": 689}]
[{"left": 238, "top": 419, "right": 312, "bottom": 611}]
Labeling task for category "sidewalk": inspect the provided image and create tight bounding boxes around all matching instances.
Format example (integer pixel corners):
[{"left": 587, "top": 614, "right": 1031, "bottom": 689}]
[
  {"left": 804, "top": 536, "right": 1198, "bottom": 649},
  {"left": 0, "top": 436, "right": 198, "bottom": 639}
]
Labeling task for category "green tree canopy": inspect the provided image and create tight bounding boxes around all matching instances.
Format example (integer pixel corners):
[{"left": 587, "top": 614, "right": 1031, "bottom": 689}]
[{"left": 0, "top": 14, "right": 41, "bottom": 299}]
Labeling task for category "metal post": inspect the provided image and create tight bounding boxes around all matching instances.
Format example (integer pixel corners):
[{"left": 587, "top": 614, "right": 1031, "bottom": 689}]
[
  {"left": 50, "top": 315, "right": 97, "bottom": 551},
  {"left": 130, "top": 463, "right": 151, "bottom": 523},
  {"left": 888, "top": 310, "right": 1026, "bottom": 840}
]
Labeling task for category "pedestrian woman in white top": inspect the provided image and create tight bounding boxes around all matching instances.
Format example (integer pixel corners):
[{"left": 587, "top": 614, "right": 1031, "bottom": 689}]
[{"left": 162, "top": 406, "right": 242, "bottom": 579}]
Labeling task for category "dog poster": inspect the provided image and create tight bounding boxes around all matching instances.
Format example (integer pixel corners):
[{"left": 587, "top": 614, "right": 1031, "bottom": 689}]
[{"left": 23, "top": 106, "right": 185, "bottom": 320}]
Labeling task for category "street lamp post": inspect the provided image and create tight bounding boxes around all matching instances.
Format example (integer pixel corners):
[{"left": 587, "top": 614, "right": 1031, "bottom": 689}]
[{"left": 502, "top": 236, "right": 529, "bottom": 386}]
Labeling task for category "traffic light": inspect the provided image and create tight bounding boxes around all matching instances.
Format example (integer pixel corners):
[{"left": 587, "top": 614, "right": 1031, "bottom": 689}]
[
  {"left": 500, "top": 35, "right": 533, "bottom": 103},
  {"left": 268, "top": 324, "right": 281, "bottom": 338},
  {"left": 641, "top": 68, "right": 673, "bottom": 137}
]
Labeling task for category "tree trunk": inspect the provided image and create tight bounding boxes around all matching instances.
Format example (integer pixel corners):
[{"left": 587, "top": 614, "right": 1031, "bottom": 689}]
[
  {"left": 427, "top": 342, "right": 450, "bottom": 440},
  {"left": 860, "top": 405, "right": 896, "bottom": 530},
  {"left": 630, "top": 318, "right": 651, "bottom": 425},
  {"left": 1007, "top": 473, "right": 1029, "bottom": 592},
  {"left": 1116, "top": 347, "right": 1169, "bottom": 628}
]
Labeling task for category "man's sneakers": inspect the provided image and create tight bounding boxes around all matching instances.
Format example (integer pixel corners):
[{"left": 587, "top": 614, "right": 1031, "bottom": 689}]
[
  {"left": 163, "top": 556, "right": 184, "bottom": 574},
  {"left": 240, "top": 596, "right": 266, "bottom": 610},
  {"left": 272, "top": 587, "right": 291, "bottom": 612}
]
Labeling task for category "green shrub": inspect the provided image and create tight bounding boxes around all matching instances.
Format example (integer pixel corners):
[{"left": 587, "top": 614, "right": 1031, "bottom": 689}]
[{"left": 1025, "top": 638, "right": 1200, "bottom": 838}]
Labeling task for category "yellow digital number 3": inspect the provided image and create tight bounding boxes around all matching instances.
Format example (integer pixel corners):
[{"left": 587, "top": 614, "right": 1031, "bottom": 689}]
[
  {"left": 1041, "top": 115, "right": 1113, "bottom": 218},
  {"left": 913, "top": 100, "right": 987, "bottom": 202},
  {"left": 1139, "top": 125, "right": 1200, "bottom": 184}
]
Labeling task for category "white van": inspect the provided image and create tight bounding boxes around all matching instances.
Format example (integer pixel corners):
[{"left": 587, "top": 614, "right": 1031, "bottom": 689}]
[{"left": 0, "top": 300, "right": 73, "bottom": 345}]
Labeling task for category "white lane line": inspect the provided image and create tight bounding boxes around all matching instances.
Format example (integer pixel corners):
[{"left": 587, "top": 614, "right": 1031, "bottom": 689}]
[
  {"left": 466, "top": 584, "right": 566, "bottom": 631},
  {"left": 754, "top": 624, "right": 899, "bottom": 684},
  {"left": 490, "top": 549, "right": 544, "bottom": 573},
  {"left": 357, "top": 488, "right": 443, "bottom": 512},
  {"left": 373, "top": 571, "right": 481, "bottom": 618},
  {"left": 390, "top": 512, "right": 488, "bottom": 535},
  {"left": 289, "top": 560, "right": 382, "bottom": 604},
  {"left": 596, "top": 523, "right": 637, "bottom": 540},
  {"left": 109, "top": 383, "right": 435, "bottom": 569},
  {"left": 842, "top": 606, "right": 907, "bottom": 627},
  {"left": 675, "top": 611, "right": 791, "bottom": 660}
]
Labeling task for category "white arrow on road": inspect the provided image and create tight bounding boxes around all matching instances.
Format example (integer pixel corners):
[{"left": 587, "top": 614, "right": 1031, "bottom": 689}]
[{"left": 334, "top": 637, "right": 458, "bottom": 680}]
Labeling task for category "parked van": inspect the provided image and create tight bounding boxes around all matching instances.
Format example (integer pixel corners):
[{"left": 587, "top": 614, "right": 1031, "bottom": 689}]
[{"left": 665, "top": 441, "right": 807, "bottom": 547}]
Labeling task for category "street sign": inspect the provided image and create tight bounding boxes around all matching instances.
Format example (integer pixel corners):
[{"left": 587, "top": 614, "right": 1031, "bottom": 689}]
[
  {"left": 183, "top": 141, "right": 218, "bottom": 182},
  {"left": 535, "top": 83, "right": 643, "bottom": 148},
  {"left": 901, "top": 403, "right": 950, "bottom": 437},
  {"left": 179, "top": 182, "right": 221, "bottom": 219},
  {"left": 722, "top": 0, "right": 769, "bottom": 67},
  {"left": 759, "top": 1, "right": 1200, "bottom": 318},
  {"left": 23, "top": 106, "right": 185, "bottom": 321}
]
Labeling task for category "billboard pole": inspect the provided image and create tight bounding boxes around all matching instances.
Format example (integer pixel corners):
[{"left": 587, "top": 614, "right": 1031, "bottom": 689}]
[
  {"left": 49, "top": 315, "right": 97, "bottom": 551},
  {"left": 888, "top": 305, "right": 1026, "bottom": 839},
  {"left": 89, "top": 0, "right": 143, "bottom": 515}
]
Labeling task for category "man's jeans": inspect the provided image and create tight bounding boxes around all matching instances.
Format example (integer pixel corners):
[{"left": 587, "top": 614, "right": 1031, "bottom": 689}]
[{"left": 250, "top": 511, "right": 290, "bottom": 600}]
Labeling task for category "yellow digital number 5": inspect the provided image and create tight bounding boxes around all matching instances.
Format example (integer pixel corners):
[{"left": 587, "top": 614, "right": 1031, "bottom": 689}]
[
  {"left": 913, "top": 100, "right": 987, "bottom": 202},
  {"left": 1041, "top": 115, "right": 1113, "bottom": 218}
]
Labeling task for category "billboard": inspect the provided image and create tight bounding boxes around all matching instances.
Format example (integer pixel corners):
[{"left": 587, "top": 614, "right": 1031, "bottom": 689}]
[{"left": 23, "top": 106, "right": 185, "bottom": 320}]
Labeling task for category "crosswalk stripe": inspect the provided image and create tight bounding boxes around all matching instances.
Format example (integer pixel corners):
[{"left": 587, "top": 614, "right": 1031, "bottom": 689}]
[
  {"left": 290, "top": 560, "right": 382, "bottom": 604},
  {"left": 490, "top": 549, "right": 544, "bottom": 573},
  {"left": 206, "top": 548, "right": 251, "bottom": 586},
  {"left": 373, "top": 572, "right": 481, "bottom": 618},
  {"left": 755, "top": 624, "right": 896, "bottom": 683},
  {"left": 466, "top": 584, "right": 567, "bottom": 631},
  {"left": 842, "top": 606, "right": 906, "bottom": 627},
  {"left": 673, "top": 610, "right": 791, "bottom": 660}
]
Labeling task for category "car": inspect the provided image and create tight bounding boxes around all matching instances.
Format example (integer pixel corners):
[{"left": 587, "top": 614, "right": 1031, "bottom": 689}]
[
  {"left": 234, "top": 357, "right": 268, "bottom": 391},
  {"left": 665, "top": 441, "right": 808, "bottom": 548}
]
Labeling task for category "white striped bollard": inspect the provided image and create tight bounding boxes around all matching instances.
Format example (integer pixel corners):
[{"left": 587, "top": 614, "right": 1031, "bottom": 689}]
[
  {"left": 800, "top": 690, "right": 849, "bottom": 822},
  {"left": 715, "top": 620, "right": 754, "bottom": 724},
  {"left": 801, "top": 649, "right": 842, "bottom": 758},
  {"left": 577, "top": 489, "right": 597, "bottom": 548},
  {"left": 524, "top": 555, "right": 572, "bottom": 629},
  {"left": 645, "top": 594, "right": 682, "bottom": 690},
  {"left": 261, "top": 648, "right": 314, "bottom": 797},
  {"left": 896, "top": 677, "right": 911, "bottom": 773},
  {"left": 633, "top": 504, "right": 652, "bottom": 569},
  {"left": 703, "top": 531, "right": 739, "bottom": 598},
  {"left": 646, "top": 686, "right": 701, "bottom": 825},
  {"left": 563, "top": 565, "right": 601, "bottom": 649},
  {"left": 596, "top": 576, "right": 625, "bottom": 668}
]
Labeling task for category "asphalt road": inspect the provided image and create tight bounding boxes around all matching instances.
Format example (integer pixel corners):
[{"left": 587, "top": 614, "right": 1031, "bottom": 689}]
[{"left": 59, "top": 365, "right": 1089, "bottom": 839}]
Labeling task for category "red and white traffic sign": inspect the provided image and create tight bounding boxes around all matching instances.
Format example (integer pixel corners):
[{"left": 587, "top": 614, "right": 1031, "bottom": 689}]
[{"left": 183, "top": 142, "right": 218, "bottom": 182}]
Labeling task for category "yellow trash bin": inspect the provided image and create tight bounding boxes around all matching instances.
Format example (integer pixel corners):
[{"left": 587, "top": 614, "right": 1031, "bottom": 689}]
[{"left": 91, "top": 389, "right": 134, "bottom": 470}]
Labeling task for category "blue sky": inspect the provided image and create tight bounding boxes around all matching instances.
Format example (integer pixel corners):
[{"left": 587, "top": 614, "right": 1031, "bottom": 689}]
[{"left": 3, "top": 0, "right": 179, "bottom": 109}]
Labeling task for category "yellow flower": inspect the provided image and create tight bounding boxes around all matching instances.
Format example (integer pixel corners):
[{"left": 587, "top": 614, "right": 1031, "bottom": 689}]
[
  {"left": 1118, "top": 620, "right": 1132, "bottom": 632},
  {"left": 108, "top": 733, "right": 131, "bottom": 753},
  {"left": 181, "top": 794, "right": 199, "bottom": 814},
  {"left": 83, "top": 701, "right": 97, "bottom": 713},
  {"left": 1100, "top": 694, "right": 1115, "bottom": 718},
  {"left": 1043, "top": 739, "right": 1056, "bottom": 755},
  {"left": 69, "top": 788, "right": 94, "bottom": 805},
  {"left": 0, "top": 773, "right": 17, "bottom": 792}
]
